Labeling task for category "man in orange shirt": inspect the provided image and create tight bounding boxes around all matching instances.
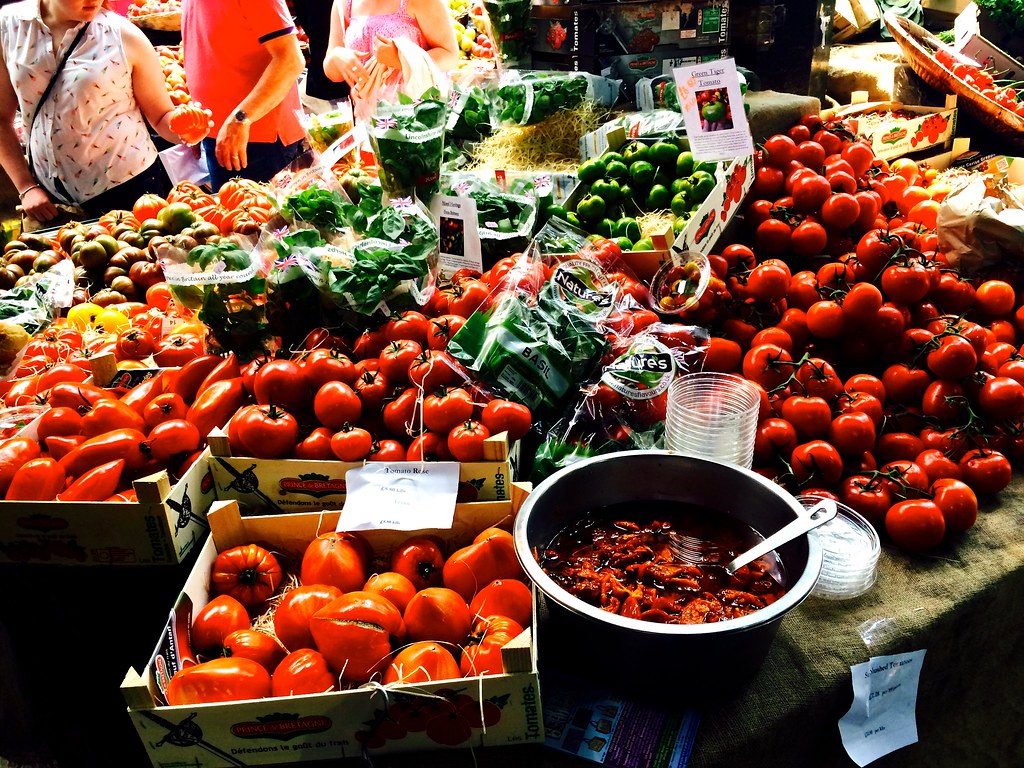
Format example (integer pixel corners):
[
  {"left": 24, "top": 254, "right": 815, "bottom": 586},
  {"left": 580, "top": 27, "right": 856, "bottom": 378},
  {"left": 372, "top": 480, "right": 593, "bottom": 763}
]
[{"left": 182, "top": 0, "right": 306, "bottom": 189}]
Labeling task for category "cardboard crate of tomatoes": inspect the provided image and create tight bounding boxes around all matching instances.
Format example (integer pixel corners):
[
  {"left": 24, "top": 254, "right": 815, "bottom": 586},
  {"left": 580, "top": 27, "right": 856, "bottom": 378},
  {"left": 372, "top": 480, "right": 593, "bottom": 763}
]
[
  {"left": 122, "top": 490, "right": 542, "bottom": 765},
  {"left": 208, "top": 430, "right": 515, "bottom": 515}
]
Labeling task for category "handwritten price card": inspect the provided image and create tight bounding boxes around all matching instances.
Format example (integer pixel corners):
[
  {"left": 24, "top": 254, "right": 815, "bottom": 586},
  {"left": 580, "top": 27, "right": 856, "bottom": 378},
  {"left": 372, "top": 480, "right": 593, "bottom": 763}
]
[
  {"left": 838, "top": 650, "right": 927, "bottom": 766},
  {"left": 672, "top": 57, "right": 753, "bottom": 162},
  {"left": 338, "top": 462, "right": 460, "bottom": 531}
]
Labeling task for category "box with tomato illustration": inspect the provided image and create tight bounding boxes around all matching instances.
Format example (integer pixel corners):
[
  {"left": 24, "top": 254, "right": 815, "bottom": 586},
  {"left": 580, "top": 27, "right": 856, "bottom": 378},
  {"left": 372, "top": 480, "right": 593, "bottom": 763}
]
[
  {"left": 829, "top": 94, "right": 958, "bottom": 161},
  {"left": 601, "top": 45, "right": 728, "bottom": 91},
  {"left": 531, "top": 5, "right": 597, "bottom": 56},
  {"left": 671, "top": 153, "right": 753, "bottom": 255},
  {"left": 122, "top": 491, "right": 543, "bottom": 765},
  {"left": 608, "top": 0, "right": 730, "bottom": 54},
  {"left": 207, "top": 431, "right": 515, "bottom": 515},
  {"left": 0, "top": 427, "right": 215, "bottom": 566}
]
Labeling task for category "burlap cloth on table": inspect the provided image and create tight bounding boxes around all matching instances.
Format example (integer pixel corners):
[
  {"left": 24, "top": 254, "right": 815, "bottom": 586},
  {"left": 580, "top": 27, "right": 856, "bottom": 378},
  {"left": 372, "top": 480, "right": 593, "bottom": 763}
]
[{"left": 690, "top": 477, "right": 1024, "bottom": 768}]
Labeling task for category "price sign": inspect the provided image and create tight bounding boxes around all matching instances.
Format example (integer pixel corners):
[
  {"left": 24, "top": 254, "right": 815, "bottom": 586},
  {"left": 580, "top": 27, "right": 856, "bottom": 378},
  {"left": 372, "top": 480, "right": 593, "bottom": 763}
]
[{"left": 338, "top": 462, "right": 460, "bottom": 531}]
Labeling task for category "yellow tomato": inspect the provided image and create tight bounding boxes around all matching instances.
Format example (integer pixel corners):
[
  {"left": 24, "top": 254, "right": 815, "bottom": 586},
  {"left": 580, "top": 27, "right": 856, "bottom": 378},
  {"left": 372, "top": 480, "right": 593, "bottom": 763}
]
[
  {"left": 67, "top": 302, "right": 102, "bottom": 330},
  {"left": 93, "top": 309, "right": 131, "bottom": 334}
]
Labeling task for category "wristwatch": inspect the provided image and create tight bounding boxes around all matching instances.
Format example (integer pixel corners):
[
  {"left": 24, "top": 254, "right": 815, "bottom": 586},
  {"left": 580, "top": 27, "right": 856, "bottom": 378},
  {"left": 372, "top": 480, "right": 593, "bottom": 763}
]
[{"left": 233, "top": 109, "right": 251, "bottom": 124}]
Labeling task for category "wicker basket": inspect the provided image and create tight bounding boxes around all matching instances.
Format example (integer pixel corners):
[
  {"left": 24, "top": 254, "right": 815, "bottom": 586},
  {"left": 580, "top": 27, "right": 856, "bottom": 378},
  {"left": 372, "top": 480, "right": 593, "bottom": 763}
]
[
  {"left": 129, "top": 10, "right": 181, "bottom": 31},
  {"left": 883, "top": 12, "right": 1024, "bottom": 147}
]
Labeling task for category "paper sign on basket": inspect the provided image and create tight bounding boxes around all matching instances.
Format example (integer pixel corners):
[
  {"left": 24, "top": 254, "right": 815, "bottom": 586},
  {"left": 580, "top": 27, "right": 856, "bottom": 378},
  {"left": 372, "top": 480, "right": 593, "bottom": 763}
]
[
  {"left": 838, "top": 650, "right": 927, "bottom": 766},
  {"left": 429, "top": 194, "right": 483, "bottom": 281},
  {"left": 338, "top": 462, "right": 460, "bottom": 531},
  {"left": 672, "top": 58, "right": 754, "bottom": 163}
]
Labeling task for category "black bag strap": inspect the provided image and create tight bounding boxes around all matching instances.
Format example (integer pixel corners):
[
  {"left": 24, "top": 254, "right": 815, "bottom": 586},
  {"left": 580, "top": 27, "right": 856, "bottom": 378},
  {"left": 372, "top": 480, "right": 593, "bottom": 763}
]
[{"left": 25, "top": 21, "right": 91, "bottom": 199}]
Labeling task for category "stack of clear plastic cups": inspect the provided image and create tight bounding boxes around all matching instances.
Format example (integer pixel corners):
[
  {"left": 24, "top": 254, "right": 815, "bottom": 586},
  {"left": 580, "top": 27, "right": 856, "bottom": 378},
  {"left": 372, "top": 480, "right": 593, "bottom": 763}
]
[
  {"left": 665, "top": 372, "right": 761, "bottom": 469},
  {"left": 798, "top": 495, "right": 881, "bottom": 600}
]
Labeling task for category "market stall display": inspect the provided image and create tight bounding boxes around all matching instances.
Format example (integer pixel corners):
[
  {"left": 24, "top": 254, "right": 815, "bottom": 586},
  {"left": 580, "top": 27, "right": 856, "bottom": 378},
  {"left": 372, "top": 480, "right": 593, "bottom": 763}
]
[{"left": 4, "top": 13, "right": 1024, "bottom": 766}]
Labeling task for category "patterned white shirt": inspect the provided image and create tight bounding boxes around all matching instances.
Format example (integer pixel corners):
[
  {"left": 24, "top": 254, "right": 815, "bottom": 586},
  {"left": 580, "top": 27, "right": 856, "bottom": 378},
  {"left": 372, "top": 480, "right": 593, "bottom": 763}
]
[{"left": 0, "top": 1, "right": 158, "bottom": 203}]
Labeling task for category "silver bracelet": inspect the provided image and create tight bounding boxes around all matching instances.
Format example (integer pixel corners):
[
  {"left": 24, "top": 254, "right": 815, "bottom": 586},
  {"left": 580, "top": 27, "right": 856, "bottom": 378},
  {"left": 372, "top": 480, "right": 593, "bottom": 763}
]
[{"left": 18, "top": 183, "right": 41, "bottom": 199}]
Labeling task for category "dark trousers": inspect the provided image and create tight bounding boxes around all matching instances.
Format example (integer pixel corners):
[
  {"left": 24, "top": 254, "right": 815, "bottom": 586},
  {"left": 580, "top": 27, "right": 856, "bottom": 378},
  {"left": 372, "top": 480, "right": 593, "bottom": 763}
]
[{"left": 201, "top": 137, "right": 304, "bottom": 191}]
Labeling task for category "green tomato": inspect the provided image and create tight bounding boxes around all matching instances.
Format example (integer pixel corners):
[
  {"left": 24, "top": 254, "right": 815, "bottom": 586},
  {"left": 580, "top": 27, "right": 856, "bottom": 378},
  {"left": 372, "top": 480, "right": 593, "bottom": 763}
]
[
  {"left": 604, "top": 159, "right": 629, "bottom": 181},
  {"left": 670, "top": 192, "right": 690, "bottom": 217},
  {"left": 628, "top": 160, "right": 656, "bottom": 188},
  {"left": 646, "top": 184, "right": 671, "bottom": 211},
  {"left": 631, "top": 237, "right": 655, "bottom": 251},
  {"left": 675, "top": 151, "right": 695, "bottom": 179},
  {"left": 594, "top": 217, "right": 615, "bottom": 238},
  {"left": 689, "top": 171, "right": 716, "bottom": 204},
  {"left": 613, "top": 236, "right": 634, "bottom": 251},
  {"left": 566, "top": 212, "right": 582, "bottom": 227},
  {"left": 545, "top": 204, "right": 568, "bottom": 222},
  {"left": 694, "top": 160, "right": 719, "bottom": 175},
  {"left": 673, "top": 215, "right": 689, "bottom": 235},
  {"left": 591, "top": 179, "right": 620, "bottom": 205},
  {"left": 612, "top": 217, "right": 641, "bottom": 242},
  {"left": 603, "top": 151, "right": 626, "bottom": 166},
  {"left": 576, "top": 194, "right": 607, "bottom": 222},
  {"left": 577, "top": 157, "right": 607, "bottom": 185},
  {"left": 648, "top": 141, "right": 680, "bottom": 169},
  {"left": 621, "top": 141, "right": 649, "bottom": 165}
]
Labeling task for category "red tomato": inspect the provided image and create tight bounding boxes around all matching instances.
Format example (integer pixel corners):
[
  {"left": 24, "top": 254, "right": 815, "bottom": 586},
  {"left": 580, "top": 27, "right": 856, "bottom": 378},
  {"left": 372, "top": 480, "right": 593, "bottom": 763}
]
[
  {"left": 838, "top": 475, "right": 892, "bottom": 525},
  {"left": 978, "top": 376, "right": 1024, "bottom": 420},
  {"left": 459, "top": 615, "right": 524, "bottom": 677},
  {"left": 926, "top": 335, "right": 978, "bottom": 380},
  {"left": 742, "top": 343, "right": 793, "bottom": 390},
  {"left": 753, "top": 417, "right": 798, "bottom": 463},
  {"left": 827, "top": 412, "right": 876, "bottom": 455},
  {"left": 406, "top": 431, "right": 452, "bottom": 461},
  {"left": 300, "top": 349, "right": 357, "bottom": 390},
  {"left": 383, "top": 642, "right": 461, "bottom": 685},
  {"left": 273, "top": 585, "right": 343, "bottom": 653},
  {"left": 309, "top": 592, "right": 404, "bottom": 682},
  {"left": 469, "top": 579, "right": 532, "bottom": 627},
  {"left": 362, "top": 572, "right": 417, "bottom": 613},
  {"left": 144, "top": 418, "right": 202, "bottom": 463},
  {"left": 403, "top": 587, "right": 473, "bottom": 645},
  {"left": 447, "top": 419, "right": 491, "bottom": 462},
  {"left": 382, "top": 387, "right": 420, "bottom": 437},
  {"left": 885, "top": 499, "right": 945, "bottom": 551},
  {"left": 754, "top": 218, "right": 792, "bottom": 256},
  {"left": 114, "top": 328, "right": 156, "bottom": 361},
  {"left": 426, "top": 314, "right": 467, "bottom": 351},
  {"left": 190, "top": 594, "right": 251, "bottom": 656},
  {"left": 367, "top": 438, "right": 407, "bottom": 461},
  {"left": 313, "top": 381, "right": 362, "bottom": 430},
  {"left": 165, "top": 657, "right": 272, "bottom": 705},
  {"left": 423, "top": 388, "right": 475, "bottom": 434},
  {"left": 958, "top": 449, "right": 1012, "bottom": 495},
  {"left": 448, "top": 279, "right": 490, "bottom": 318},
  {"left": 480, "top": 398, "right": 532, "bottom": 441},
  {"left": 271, "top": 649, "right": 336, "bottom": 697},
  {"left": 232, "top": 404, "right": 299, "bottom": 459},
  {"left": 974, "top": 280, "right": 1015, "bottom": 317},
  {"left": 222, "top": 629, "right": 287, "bottom": 674},
  {"left": 354, "top": 369, "right": 392, "bottom": 411},
  {"left": 34, "top": 407, "right": 83, "bottom": 441},
  {"left": 789, "top": 440, "right": 844, "bottom": 485},
  {"left": 253, "top": 360, "right": 310, "bottom": 413},
  {"left": 794, "top": 358, "right": 843, "bottom": 400},
  {"left": 211, "top": 544, "right": 283, "bottom": 608},
  {"left": 331, "top": 425, "right": 373, "bottom": 461},
  {"left": 4, "top": 457, "right": 65, "bottom": 501},
  {"left": 408, "top": 350, "right": 461, "bottom": 391},
  {"left": 58, "top": 458, "right": 126, "bottom": 502},
  {"left": 442, "top": 527, "right": 522, "bottom": 602},
  {"left": 300, "top": 531, "right": 370, "bottom": 593},
  {"left": 781, "top": 395, "right": 832, "bottom": 440},
  {"left": 882, "top": 363, "right": 931, "bottom": 404},
  {"left": 805, "top": 300, "right": 845, "bottom": 339},
  {"left": 820, "top": 193, "right": 860, "bottom": 230},
  {"left": 143, "top": 393, "right": 189, "bottom": 428},
  {"left": 792, "top": 174, "right": 831, "bottom": 213},
  {"left": 930, "top": 478, "right": 978, "bottom": 533},
  {"left": 920, "top": 379, "right": 966, "bottom": 423},
  {"left": 384, "top": 311, "right": 430, "bottom": 347},
  {"left": 390, "top": 536, "right": 445, "bottom": 590},
  {"left": 379, "top": 339, "right": 424, "bottom": 384}
]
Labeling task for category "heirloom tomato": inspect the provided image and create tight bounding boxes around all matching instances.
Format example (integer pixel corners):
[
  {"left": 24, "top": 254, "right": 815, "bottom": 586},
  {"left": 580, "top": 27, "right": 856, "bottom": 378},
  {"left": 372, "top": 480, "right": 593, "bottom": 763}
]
[
  {"left": 271, "top": 650, "right": 336, "bottom": 697},
  {"left": 273, "top": 585, "right": 344, "bottom": 653},
  {"left": 164, "top": 657, "right": 272, "bottom": 705},
  {"left": 211, "top": 544, "right": 283, "bottom": 608},
  {"left": 300, "top": 532, "right": 370, "bottom": 593},
  {"left": 190, "top": 594, "right": 251, "bottom": 655},
  {"left": 309, "top": 592, "right": 405, "bottom": 682},
  {"left": 403, "top": 587, "right": 473, "bottom": 646},
  {"left": 383, "top": 642, "right": 461, "bottom": 685}
]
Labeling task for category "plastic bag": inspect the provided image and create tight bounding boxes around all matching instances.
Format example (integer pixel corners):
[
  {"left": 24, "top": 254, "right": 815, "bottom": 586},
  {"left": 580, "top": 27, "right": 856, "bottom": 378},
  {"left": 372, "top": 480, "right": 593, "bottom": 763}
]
[
  {"left": 936, "top": 178, "right": 1024, "bottom": 274},
  {"left": 161, "top": 236, "right": 273, "bottom": 361},
  {"left": 481, "top": 0, "right": 531, "bottom": 67},
  {"left": 442, "top": 172, "right": 537, "bottom": 262},
  {"left": 299, "top": 103, "right": 355, "bottom": 153},
  {"left": 270, "top": 159, "right": 354, "bottom": 241},
  {"left": 490, "top": 70, "right": 620, "bottom": 128},
  {"left": 635, "top": 76, "right": 681, "bottom": 112},
  {"left": 367, "top": 89, "right": 449, "bottom": 203},
  {"left": 0, "top": 259, "right": 74, "bottom": 379},
  {"left": 530, "top": 322, "right": 709, "bottom": 483}
]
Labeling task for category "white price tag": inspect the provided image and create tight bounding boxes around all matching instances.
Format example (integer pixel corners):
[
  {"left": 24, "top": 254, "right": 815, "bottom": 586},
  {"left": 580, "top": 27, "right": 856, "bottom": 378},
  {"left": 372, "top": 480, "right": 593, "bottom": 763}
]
[
  {"left": 338, "top": 462, "right": 460, "bottom": 531},
  {"left": 838, "top": 650, "right": 927, "bottom": 766},
  {"left": 672, "top": 57, "right": 754, "bottom": 163}
]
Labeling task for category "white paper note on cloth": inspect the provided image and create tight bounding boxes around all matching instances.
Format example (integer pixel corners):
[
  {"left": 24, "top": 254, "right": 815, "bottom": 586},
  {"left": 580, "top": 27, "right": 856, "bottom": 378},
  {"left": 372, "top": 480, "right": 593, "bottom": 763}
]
[
  {"left": 338, "top": 462, "right": 460, "bottom": 531},
  {"left": 838, "top": 650, "right": 927, "bottom": 766}
]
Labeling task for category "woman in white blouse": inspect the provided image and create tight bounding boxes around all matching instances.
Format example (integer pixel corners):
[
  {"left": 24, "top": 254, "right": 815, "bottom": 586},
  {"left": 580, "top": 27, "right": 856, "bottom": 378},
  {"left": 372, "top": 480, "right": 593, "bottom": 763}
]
[{"left": 0, "top": 0, "right": 208, "bottom": 222}]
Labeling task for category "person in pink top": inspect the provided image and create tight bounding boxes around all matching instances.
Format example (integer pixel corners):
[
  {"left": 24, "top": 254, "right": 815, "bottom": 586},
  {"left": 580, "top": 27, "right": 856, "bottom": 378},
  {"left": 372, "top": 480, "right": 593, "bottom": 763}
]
[
  {"left": 182, "top": 0, "right": 305, "bottom": 189},
  {"left": 323, "top": 0, "right": 457, "bottom": 103}
]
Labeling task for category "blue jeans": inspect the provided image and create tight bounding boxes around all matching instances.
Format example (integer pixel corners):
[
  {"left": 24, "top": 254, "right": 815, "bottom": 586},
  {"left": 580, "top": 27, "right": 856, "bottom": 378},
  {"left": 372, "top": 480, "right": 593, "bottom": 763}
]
[{"left": 202, "top": 137, "right": 304, "bottom": 190}]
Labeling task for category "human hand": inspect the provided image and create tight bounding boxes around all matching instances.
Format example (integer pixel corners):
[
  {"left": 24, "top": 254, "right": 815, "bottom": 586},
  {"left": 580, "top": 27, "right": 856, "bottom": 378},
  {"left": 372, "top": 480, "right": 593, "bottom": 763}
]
[
  {"left": 216, "top": 118, "right": 250, "bottom": 172},
  {"left": 168, "top": 101, "right": 214, "bottom": 145},
  {"left": 326, "top": 46, "right": 370, "bottom": 86},
  {"left": 373, "top": 35, "right": 401, "bottom": 69},
  {"left": 20, "top": 186, "right": 57, "bottom": 222}
]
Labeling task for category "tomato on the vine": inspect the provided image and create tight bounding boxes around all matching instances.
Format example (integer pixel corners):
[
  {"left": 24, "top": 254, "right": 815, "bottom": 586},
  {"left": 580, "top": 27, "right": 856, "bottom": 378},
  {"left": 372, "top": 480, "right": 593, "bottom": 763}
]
[
  {"left": 885, "top": 499, "right": 945, "bottom": 551},
  {"left": 447, "top": 420, "right": 491, "bottom": 462}
]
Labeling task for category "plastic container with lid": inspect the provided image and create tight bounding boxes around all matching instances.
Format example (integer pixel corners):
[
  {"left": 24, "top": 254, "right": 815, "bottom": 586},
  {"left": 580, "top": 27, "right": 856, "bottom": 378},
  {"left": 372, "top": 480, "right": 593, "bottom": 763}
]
[{"left": 797, "top": 495, "right": 881, "bottom": 600}]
